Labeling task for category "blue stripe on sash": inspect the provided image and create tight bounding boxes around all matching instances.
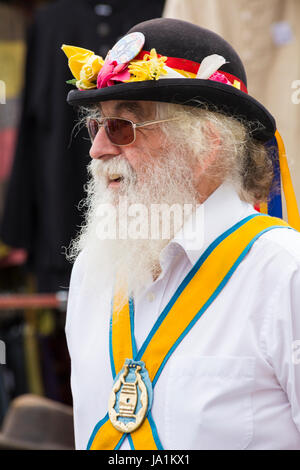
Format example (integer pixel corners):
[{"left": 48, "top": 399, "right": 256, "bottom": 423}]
[
  {"left": 127, "top": 412, "right": 164, "bottom": 450},
  {"left": 86, "top": 413, "right": 109, "bottom": 450},
  {"left": 266, "top": 136, "right": 282, "bottom": 218},
  {"left": 147, "top": 412, "right": 164, "bottom": 449},
  {"left": 109, "top": 297, "right": 117, "bottom": 379},
  {"left": 114, "top": 433, "right": 127, "bottom": 450},
  {"left": 129, "top": 297, "right": 137, "bottom": 358}
]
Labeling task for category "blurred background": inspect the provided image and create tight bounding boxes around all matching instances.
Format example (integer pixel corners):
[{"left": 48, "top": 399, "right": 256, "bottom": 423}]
[{"left": 0, "top": 0, "right": 299, "bottom": 450}]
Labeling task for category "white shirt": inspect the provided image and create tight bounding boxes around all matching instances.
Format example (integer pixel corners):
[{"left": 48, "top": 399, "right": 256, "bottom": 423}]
[{"left": 65, "top": 183, "right": 300, "bottom": 450}]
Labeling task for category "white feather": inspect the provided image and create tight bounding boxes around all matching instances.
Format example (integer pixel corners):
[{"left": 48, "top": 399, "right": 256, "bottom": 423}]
[
  {"left": 159, "top": 65, "right": 187, "bottom": 79},
  {"left": 196, "top": 54, "right": 227, "bottom": 79}
]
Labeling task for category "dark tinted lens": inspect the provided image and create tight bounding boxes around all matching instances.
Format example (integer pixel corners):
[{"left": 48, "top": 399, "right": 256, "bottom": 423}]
[
  {"left": 87, "top": 118, "right": 100, "bottom": 142},
  {"left": 105, "top": 118, "right": 134, "bottom": 145}
]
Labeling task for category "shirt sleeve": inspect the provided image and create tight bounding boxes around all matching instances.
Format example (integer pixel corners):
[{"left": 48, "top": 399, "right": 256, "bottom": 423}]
[
  {"left": 65, "top": 250, "right": 87, "bottom": 355},
  {"left": 263, "top": 258, "right": 300, "bottom": 433}
]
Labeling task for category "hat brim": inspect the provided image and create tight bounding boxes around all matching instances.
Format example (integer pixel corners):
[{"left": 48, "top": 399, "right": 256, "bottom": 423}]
[{"left": 67, "top": 78, "right": 276, "bottom": 142}]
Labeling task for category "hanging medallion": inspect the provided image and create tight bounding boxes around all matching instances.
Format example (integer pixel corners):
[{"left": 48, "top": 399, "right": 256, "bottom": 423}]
[{"left": 108, "top": 359, "right": 153, "bottom": 433}]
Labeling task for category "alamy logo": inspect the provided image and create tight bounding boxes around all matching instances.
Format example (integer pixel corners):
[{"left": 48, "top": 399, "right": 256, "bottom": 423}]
[
  {"left": 0, "top": 340, "right": 5, "bottom": 364},
  {"left": 291, "top": 80, "right": 300, "bottom": 104},
  {"left": 0, "top": 80, "right": 6, "bottom": 104},
  {"left": 95, "top": 198, "right": 205, "bottom": 242}
]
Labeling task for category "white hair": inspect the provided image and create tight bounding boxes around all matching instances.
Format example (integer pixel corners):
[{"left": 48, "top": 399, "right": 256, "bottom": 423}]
[
  {"left": 154, "top": 101, "right": 274, "bottom": 205},
  {"left": 66, "top": 101, "right": 274, "bottom": 301}
]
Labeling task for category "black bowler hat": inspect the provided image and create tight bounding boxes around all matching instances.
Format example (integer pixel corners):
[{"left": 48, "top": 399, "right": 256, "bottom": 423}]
[{"left": 65, "top": 17, "right": 275, "bottom": 143}]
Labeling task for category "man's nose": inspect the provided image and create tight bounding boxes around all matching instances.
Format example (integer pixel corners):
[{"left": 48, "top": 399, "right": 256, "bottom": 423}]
[{"left": 89, "top": 125, "right": 120, "bottom": 160}]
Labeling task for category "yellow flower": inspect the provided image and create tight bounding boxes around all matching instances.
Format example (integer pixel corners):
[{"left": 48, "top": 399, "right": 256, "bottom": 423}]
[
  {"left": 80, "top": 54, "right": 104, "bottom": 82},
  {"left": 61, "top": 45, "right": 94, "bottom": 59},
  {"left": 61, "top": 44, "right": 104, "bottom": 89},
  {"left": 128, "top": 48, "right": 167, "bottom": 82},
  {"left": 75, "top": 79, "right": 98, "bottom": 90}
]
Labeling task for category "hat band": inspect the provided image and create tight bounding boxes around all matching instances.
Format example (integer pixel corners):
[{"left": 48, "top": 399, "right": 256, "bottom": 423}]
[
  {"left": 135, "top": 50, "right": 248, "bottom": 94},
  {"left": 62, "top": 43, "right": 248, "bottom": 93}
]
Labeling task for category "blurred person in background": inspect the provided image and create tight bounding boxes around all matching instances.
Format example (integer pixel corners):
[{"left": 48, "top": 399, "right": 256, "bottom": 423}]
[
  {"left": 163, "top": 0, "right": 300, "bottom": 213},
  {"left": 64, "top": 18, "right": 300, "bottom": 450},
  {"left": 0, "top": 0, "right": 165, "bottom": 293}
]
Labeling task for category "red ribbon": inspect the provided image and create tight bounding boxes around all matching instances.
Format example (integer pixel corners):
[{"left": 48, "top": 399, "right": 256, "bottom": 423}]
[{"left": 134, "top": 50, "right": 248, "bottom": 94}]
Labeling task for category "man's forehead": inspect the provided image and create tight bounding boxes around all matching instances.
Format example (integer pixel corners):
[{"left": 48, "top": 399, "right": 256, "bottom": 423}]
[{"left": 99, "top": 100, "right": 155, "bottom": 119}]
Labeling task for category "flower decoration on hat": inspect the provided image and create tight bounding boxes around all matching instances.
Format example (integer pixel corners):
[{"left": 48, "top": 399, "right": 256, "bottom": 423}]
[
  {"left": 61, "top": 32, "right": 246, "bottom": 92},
  {"left": 61, "top": 45, "right": 105, "bottom": 90},
  {"left": 97, "top": 61, "right": 130, "bottom": 88},
  {"left": 127, "top": 49, "right": 168, "bottom": 82}
]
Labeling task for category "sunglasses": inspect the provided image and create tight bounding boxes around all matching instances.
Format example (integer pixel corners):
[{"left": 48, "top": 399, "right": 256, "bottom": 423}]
[{"left": 86, "top": 116, "right": 179, "bottom": 147}]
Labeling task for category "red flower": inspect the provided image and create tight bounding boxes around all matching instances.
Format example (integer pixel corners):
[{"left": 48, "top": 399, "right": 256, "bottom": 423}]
[
  {"left": 209, "top": 71, "right": 232, "bottom": 86},
  {"left": 97, "top": 60, "right": 130, "bottom": 88}
]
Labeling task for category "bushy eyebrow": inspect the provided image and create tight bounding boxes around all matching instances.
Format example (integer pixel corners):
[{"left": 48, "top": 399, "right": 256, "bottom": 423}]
[{"left": 113, "top": 101, "right": 148, "bottom": 120}]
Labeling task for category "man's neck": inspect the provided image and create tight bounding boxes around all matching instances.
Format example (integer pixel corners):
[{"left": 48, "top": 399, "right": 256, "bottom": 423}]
[
  {"left": 152, "top": 264, "right": 162, "bottom": 282},
  {"left": 195, "top": 177, "right": 222, "bottom": 204}
]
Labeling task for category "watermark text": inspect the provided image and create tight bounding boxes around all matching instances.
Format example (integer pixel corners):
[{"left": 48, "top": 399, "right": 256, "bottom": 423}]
[
  {"left": 292, "top": 340, "right": 300, "bottom": 365},
  {"left": 291, "top": 80, "right": 300, "bottom": 104},
  {"left": 0, "top": 340, "right": 5, "bottom": 365},
  {"left": 94, "top": 198, "right": 204, "bottom": 242},
  {"left": 0, "top": 80, "right": 6, "bottom": 104}
]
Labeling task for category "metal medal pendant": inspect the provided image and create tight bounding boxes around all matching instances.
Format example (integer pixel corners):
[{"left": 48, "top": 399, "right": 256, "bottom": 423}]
[{"left": 108, "top": 359, "right": 153, "bottom": 433}]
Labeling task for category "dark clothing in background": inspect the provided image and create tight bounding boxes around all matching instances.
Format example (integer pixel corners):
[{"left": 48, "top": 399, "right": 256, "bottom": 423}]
[
  {"left": 0, "top": 317, "right": 29, "bottom": 407},
  {"left": 0, "top": 310, "right": 72, "bottom": 420},
  {"left": 0, "top": 368, "right": 9, "bottom": 426},
  {"left": 0, "top": 0, "right": 165, "bottom": 292}
]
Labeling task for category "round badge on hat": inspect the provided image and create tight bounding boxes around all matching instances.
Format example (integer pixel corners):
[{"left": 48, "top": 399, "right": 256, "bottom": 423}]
[{"left": 106, "top": 32, "right": 145, "bottom": 64}]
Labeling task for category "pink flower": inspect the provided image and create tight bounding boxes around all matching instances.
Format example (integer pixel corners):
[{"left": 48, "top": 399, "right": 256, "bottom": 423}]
[
  {"left": 209, "top": 71, "right": 232, "bottom": 86},
  {"left": 97, "top": 60, "right": 130, "bottom": 88}
]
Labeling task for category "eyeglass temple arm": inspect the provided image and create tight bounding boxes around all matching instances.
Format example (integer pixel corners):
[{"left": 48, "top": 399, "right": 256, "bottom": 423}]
[{"left": 135, "top": 117, "right": 180, "bottom": 128}]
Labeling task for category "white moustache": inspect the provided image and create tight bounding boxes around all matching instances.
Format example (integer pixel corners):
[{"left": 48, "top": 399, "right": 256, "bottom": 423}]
[{"left": 92, "top": 156, "right": 136, "bottom": 184}]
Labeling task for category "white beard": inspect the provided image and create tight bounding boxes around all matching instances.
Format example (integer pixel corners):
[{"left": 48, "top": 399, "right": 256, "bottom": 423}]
[{"left": 67, "top": 148, "right": 199, "bottom": 303}]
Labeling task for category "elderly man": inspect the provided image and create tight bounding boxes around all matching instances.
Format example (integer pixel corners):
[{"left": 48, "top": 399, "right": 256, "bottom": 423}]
[{"left": 63, "top": 18, "right": 300, "bottom": 450}]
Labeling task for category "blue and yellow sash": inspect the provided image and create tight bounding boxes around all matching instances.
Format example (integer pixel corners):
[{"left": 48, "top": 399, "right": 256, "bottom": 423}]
[
  {"left": 87, "top": 214, "right": 292, "bottom": 450},
  {"left": 259, "top": 130, "right": 300, "bottom": 231}
]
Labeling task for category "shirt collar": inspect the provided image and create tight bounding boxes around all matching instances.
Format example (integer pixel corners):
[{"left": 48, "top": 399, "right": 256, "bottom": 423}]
[{"left": 160, "top": 182, "right": 257, "bottom": 269}]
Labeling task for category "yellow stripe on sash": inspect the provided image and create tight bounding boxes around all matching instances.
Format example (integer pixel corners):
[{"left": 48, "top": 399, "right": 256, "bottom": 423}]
[
  {"left": 89, "top": 418, "right": 123, "bottom": 450},
  {"left": 259, "top": 202, "right": 268, "bottom": 215},
  {"left": 89, "top": 415, "right": 158, "bottom": 450},
  {"left": 111, "top": 285, "right": 134, "bottom": 375},
  {"left": 275, "top": 130, "right": 300, "bottom": 231},
  {"left": 130, "top": 416, "right": 159, "bottom": 450}
]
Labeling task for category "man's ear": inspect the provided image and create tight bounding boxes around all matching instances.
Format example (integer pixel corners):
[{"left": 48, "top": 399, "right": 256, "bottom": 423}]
[{"left": 193, "top": 122, "right": 223, "bottom": 204}]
